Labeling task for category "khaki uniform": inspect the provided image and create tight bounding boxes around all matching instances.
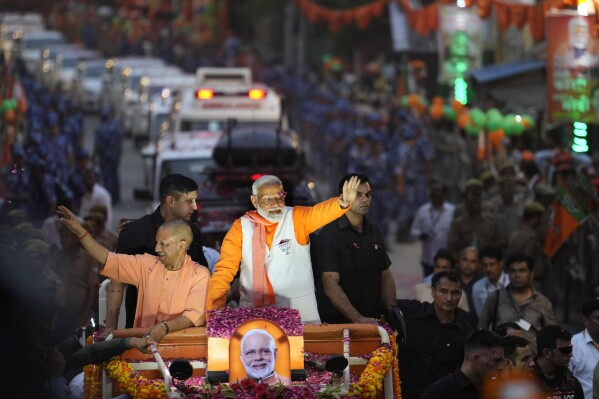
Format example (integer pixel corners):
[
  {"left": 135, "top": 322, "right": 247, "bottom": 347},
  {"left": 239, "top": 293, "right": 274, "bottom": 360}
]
[
  {"left": 448, "top": 211, "right": 504, "bottom": 254},
  {"left": 487, "top": 196, "right": 525, "bottom": 239},
  {"left": 507, "top": 225, "right": 546, "bottom": 282}
]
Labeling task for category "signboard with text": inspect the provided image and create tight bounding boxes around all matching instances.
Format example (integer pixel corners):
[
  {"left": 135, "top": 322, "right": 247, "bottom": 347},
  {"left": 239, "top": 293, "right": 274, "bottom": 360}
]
[{"left": 547, "top": 12, "right": 599, "bottom": 123}]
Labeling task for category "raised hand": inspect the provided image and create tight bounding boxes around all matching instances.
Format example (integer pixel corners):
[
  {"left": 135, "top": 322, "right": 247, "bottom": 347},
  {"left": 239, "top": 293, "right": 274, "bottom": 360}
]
[
  {"left": 56, "top": 205, "right": 86, "bottom": 238},
  {"left": 339, "top": 175, "right": 362, "bottom": 207}
]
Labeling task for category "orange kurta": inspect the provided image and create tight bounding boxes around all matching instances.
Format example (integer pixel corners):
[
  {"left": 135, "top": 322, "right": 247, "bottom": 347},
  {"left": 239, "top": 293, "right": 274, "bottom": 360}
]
[
  {"left": 102, "top": 252, "right": 211, "bottom": 328},
  {"left": 206, "top": 197, "right": 348, "bottom": 311}
]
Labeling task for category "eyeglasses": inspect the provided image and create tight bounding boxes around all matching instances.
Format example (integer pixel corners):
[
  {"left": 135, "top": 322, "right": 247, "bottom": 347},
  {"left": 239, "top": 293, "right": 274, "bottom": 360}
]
[
  {"left": 242, "top": 348, "right": 273, "bottom": 358},
  {"left": 553, "top": 345, "right": 573, "bottom": 355},
  {"left": 258, "top": 192, "right": 287, "bottom": 205}
]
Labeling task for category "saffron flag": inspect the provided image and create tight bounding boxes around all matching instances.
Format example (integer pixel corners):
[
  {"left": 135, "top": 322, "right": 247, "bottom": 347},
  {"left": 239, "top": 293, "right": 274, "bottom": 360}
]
[{"left": 544, "top": 177, "right": 588, "bottom": 257}]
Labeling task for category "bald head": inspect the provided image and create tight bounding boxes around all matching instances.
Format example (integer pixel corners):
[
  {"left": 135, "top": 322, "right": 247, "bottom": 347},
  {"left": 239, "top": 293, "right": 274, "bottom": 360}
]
[{"left": 158, "top": 220, "right": 193, "bottom": 250}]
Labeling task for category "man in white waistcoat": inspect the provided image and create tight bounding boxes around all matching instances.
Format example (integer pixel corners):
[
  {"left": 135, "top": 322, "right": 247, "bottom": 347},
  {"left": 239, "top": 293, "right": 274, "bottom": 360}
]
[{"left": 206, "top": 175, "right": 361, "bottom": 323}]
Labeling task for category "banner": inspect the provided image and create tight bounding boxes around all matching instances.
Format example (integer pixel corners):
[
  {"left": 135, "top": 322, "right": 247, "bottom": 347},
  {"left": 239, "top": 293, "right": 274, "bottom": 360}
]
[
  {"left": 389, "top": 2, "right": 410, "bottom": 52},
  {"left": 544, "top": 176, "right": 589, "bottom": 257},
  {"left": 547, "top": 12, "right": 599, "bottom": 123},
  {"left": 438, "top": 6, "right": 483, "bottom": 84}
]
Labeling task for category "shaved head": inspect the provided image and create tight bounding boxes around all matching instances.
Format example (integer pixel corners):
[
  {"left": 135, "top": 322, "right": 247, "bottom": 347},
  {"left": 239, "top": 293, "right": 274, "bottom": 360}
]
[{"left": 158, "top": 220, "right": 193, "bottom": 250}]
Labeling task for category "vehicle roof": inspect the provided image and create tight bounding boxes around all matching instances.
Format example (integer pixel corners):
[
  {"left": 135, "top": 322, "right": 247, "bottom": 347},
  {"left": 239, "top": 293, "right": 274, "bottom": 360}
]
[
  {"left": 123, "top": 65, "right": 182, "bottom": 77},
  {"left": 196, "top": 67, "right": 252, "bottom": 85},
  {"left": 78, "top": 58, "right": 107, "bottom": 68},
  {"left": 142, "top": 75, "right": 196, "bottom": 86},
  {"left": 58, "top": 49, "right": 100, "bottom": 59},
  {"left": 155, "top": 130, "right": 223, "bottom": 160},
  {"left": 109, "top": 57, "right": 166, "bottom": 67},
  {"left": 22, "top": 30, "right": 64, "bottom": 40}
]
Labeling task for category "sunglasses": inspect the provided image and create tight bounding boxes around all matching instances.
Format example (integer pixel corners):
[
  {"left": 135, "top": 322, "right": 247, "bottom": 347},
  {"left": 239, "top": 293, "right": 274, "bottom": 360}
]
[{"left": 553, "top": 345, "right": 573, "bottom": 355}]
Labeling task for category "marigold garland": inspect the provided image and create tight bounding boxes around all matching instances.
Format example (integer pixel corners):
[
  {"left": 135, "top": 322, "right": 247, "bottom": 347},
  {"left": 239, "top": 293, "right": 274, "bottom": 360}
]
[
  {"left": 347, "top": 344, "right": 394, "bottom": 398},
  {"left": 104, "top": 356, "right": 167, "bottom": 399},
  {"left": 83, "top": 335, "right": 103, "bottom": 399},
  {"left": 390, "top": 333, "right": 402, "bottom": 399}
]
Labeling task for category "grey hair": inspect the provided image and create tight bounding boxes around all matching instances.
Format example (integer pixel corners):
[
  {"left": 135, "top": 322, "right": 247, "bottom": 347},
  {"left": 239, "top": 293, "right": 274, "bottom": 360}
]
[
  {"left": 241, "top": 329, "right": 276, "bottom": 353},
  {"left": 252, "top": 175, "right": 283, "bottom": 196}
]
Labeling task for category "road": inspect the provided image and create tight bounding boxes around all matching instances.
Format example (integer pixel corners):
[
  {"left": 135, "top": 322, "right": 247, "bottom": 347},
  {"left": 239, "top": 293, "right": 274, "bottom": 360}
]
[{"left": 83, "top": 114, "right": 424, "bottom": 301}]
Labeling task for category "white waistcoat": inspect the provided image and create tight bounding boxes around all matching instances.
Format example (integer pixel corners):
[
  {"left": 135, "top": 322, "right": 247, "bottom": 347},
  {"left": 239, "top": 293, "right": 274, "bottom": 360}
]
[{"left": 239, "top": 207, "right": 321, "bottom": 324}]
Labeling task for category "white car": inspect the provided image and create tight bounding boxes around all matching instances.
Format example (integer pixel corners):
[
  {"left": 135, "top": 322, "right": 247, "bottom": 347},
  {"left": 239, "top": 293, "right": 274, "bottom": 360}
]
[
  {"left": 98, "top": 57, "right": 166, "bottom": 111},
  {"left": 50, "top": 49, "right": 100, "bottom": 92},
  {"left": 16, "top": 30, "right": 65, "bottom": 72},
  {"left": 116, "top": 65, "right": 183, "bottom": 132},
  {"left": 71, "top": 59, "right": 106, "bottom": 112},
  {"left": 1, "top": 13, "right": 45, "bottom": 61},
  {"left": 130, "top": 74, "right": 196, "bottom": 145}
]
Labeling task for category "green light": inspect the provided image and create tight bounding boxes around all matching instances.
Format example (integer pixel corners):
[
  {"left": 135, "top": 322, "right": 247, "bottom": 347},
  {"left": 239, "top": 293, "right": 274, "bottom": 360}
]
[
  {"left": 572, "top": 144, "right": 589, "bottom": 152},
  {"left": 454, "top": 77, "right": 468, "bottom": 104},
  {"left": 571, "top": 121, "right": 588, "bottom": 153}
]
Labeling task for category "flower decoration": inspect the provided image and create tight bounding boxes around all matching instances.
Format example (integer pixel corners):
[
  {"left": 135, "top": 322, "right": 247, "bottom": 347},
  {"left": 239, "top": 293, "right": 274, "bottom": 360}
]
[
  {"left": 347, "top": 344, "right": 395, "bottom": 398},
  {"left": 104, "top": 356, "right": 167, "bottom": 399},
  {"left": 207, "top": 307, "right": 303, "bottom": 338}
]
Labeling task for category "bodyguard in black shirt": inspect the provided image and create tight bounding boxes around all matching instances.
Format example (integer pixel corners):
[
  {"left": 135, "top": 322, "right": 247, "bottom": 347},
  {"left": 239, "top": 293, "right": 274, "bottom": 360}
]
[
  {"left": 396, "top": 270, "right": 477, "bottom": 399},
  {"left": 102, "top": 174, "right": 209, "bottom": 334},
  {"left": 422, "top": 329, "right": 505, "bottom": 399},
  {"left": 531, "top": 325, "right": 585, "bottom": 399},
  {"left": 313, "top": 173, "right": 396, "bottom": 324}
]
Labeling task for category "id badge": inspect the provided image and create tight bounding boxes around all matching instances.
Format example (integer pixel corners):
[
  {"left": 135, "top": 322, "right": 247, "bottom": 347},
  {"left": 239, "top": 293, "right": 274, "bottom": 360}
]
[{"left": 515, "top": 319, "right": 532, "bottom": 331}]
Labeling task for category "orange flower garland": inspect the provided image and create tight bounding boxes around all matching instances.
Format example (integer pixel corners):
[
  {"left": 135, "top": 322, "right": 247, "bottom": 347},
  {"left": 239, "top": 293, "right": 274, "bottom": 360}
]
[
  {"left": 83, "top": 336, "right": 102, "bottom": 399},
  {"left": 390, "top": 333, "right": 402, "bottom": 399},
  {"left": 83, "top": 364, "right": 103, "bottom": 399},
  {"left": 347, "top": 344, "right": 395, "bottom": 398},
  {"left": 104, "top": 356, "right": 167, "bottom": 399}
]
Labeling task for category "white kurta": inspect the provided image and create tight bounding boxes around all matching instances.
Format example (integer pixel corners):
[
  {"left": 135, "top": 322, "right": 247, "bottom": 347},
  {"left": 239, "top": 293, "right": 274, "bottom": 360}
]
[{"left": 239, "top": 207, "right": 321, "bottom": 323}]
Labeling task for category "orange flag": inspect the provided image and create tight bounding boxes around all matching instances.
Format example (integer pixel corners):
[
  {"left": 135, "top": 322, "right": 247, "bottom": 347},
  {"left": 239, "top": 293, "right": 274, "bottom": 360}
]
[{"left": 544, "top": 177, "right": 588, "bottom": 257}]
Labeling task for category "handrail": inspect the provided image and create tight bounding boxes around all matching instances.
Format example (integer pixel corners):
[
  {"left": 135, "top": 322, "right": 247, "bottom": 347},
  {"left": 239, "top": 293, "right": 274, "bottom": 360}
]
[{"left": 149, "top": 343, "right": 172, "bottom": 394}]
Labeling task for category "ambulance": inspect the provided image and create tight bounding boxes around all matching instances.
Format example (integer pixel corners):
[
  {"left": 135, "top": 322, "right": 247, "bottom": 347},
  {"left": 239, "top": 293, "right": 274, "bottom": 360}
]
[{"left": 173, "top": 67, "right": 284, "bottom": 133}]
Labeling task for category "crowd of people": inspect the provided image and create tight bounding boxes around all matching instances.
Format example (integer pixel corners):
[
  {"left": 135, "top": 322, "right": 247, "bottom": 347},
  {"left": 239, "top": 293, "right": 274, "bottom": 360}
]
[{"left": 2, "top": 10, "right": 599, "bottom": 399}]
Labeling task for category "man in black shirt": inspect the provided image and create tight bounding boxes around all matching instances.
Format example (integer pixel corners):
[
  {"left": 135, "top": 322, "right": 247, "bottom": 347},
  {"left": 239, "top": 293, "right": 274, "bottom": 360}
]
[
  {"left": 313, "top": 173, "right": 396, "bottom": 324},
  {"left": 101, "top": 174, "right": 209, "bottom": 335},
  {"left": 396, "top": 270, "right": 477, "bottom": 399},
  {"left": 422, "top": 329, "right": 505, "bottom": 399},
  {"left": 532, "top": 325, "right": 585, "bottom": 399}
]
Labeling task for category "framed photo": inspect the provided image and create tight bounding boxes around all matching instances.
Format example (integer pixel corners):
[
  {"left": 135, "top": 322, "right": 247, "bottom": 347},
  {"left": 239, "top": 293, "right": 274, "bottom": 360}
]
[{"left": 229, "top": 319, "right": 291, "bottom": 386}]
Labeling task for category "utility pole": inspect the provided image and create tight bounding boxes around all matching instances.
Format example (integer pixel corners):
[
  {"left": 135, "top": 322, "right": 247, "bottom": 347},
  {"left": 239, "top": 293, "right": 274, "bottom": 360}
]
[{"left": 283, "top": 0, "right": 295, "bottom": 67}]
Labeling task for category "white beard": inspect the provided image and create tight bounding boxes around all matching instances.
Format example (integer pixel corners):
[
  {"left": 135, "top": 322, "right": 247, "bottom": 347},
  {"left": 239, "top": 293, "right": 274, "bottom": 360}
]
[
  {"left": 242, "top": 357, "right": 275, "bottom": 380},
  {"left": 257, "top": 205, "right": 284, "bottom": 223}
]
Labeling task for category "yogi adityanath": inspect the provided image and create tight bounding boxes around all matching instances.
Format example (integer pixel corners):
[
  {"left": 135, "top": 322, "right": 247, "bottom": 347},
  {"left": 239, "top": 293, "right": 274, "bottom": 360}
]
[
  {"left": 57, "top": 206, "right": 210, "bottom": 341},
  {"left": 206, "top": 175, "right": 361, "bottom": 323}
]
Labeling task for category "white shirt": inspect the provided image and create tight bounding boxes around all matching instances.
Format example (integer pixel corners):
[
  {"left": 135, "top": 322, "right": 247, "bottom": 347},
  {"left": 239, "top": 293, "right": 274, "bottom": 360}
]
[
  {"left": 570, "top": 329, "right": 599, "bottom": 399},
  {"left": 471, "top": 272, "right": 510, "bottom": 317},
  {"left": 79, "top": 183, "right": 113, "bottom": 231},
  {"left": 410, "top": 202, "right": 455, "bottom": 266}
]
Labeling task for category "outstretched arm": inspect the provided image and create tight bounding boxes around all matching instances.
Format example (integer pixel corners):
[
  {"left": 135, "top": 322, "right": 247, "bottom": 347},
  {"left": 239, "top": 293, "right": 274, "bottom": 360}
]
[{"left": 57, "top": 205, "right": 109, "bottom": 265}]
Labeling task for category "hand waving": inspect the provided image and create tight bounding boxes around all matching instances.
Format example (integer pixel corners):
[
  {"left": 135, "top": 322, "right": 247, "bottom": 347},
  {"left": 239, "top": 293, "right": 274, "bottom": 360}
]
[
  {"left": 56, "top": 205, "right": 86, "bottom": 238},
  {"left": 339, "top": 175, "right": 362, "bottom": 208}
]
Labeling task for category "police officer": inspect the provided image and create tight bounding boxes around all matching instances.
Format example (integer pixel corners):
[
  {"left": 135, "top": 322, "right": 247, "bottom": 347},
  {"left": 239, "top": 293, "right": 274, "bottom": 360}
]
[
  {"left": 94, "top": 107, "right": 123, "bottom": 203},
  {"left": 363, "top": 132, "right": 393, "bottom": 244}
]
